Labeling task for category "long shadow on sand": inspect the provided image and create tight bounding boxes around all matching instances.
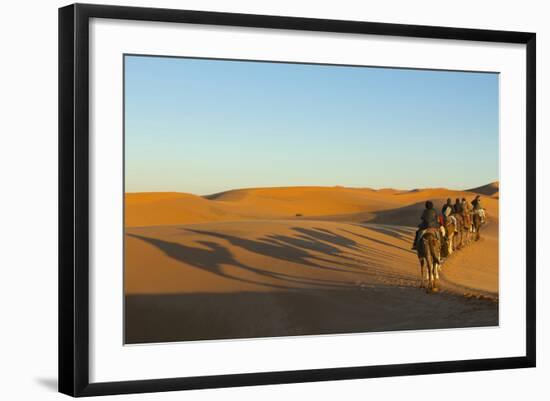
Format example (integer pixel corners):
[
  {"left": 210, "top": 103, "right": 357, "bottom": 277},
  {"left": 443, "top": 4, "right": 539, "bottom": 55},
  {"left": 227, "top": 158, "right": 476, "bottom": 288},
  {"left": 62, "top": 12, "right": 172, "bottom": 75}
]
[
  {"left": 184, "top": 227, "right": 409, "bottom": 283},
  {"left": 182, "top": 227, "right": 418, "bottom": 281},
  {"left": 340, "top": 228, "right": 415, "bottom": 255},
  {"left": 185, "top": 228, "right": 370, "bottom": 272},
  {"left": 127, "top": 233, "right": 364, "bottom": 291},
  {"left": 128, "top": 223, "right": 418, "bottom": 291},
  {"left": 361, "top": 225, "right": 416, "bottom": 242}
]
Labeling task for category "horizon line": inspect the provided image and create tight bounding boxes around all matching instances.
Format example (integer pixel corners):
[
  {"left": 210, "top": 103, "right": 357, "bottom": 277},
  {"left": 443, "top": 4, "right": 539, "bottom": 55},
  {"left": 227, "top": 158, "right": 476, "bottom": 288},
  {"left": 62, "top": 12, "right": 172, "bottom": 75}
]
[{"left": 124, "top": 181, "right": 499, "bottom": 197}]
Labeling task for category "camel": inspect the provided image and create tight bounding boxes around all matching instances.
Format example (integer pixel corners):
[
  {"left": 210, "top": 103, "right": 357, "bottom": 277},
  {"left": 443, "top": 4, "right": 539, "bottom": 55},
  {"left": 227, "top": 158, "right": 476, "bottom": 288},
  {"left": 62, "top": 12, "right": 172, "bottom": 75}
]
[
  {"left": 472, "top": 210, "right": 483, "bottom": 241},
  {"left": 441, "top": 217, "right": 456, "bottom": 257},
  {"left": 452, "top": 213, "right": 464, "bottom": 249},
  {"left": 417, "top": 229, "right": 442, "bottom": 292},
  {"left": 463, "top": 212, "right": 474, "bottom": 245},
  {"left": 459, "top": 211, "right": 473, "bottom": 246}
]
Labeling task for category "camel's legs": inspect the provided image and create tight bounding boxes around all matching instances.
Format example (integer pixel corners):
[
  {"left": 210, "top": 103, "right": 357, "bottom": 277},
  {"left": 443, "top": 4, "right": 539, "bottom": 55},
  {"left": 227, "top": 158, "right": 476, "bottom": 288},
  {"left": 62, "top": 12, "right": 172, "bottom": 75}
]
[
  {"left": 419, "top": 259, "right": 425, "bottom": 288},
  {"left": 475, "top": 220, "right": 481, "bottom": 241},
  {"left": 425, "top": 260, "right": 431, "bottom": 289},
  {"left": 423, "top": 259, "right": 429, "bottom": 287},
  {"left": 426, "top": 252, "right": 434, "bottom": 291},
  {"left": 429, "top": 261, "right": 436, "bottom": 290}
]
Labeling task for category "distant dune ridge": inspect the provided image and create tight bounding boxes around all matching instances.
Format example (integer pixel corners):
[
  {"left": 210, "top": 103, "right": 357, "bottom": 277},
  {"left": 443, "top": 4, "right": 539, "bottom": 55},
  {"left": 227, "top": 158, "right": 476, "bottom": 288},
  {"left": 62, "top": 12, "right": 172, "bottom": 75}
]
[
  {"left": 125, "top": 183, "right": 499, "bottom": 343},
  {"left": 126, "top": 184, "right": 499, "bottom": 227},
  {"left": 467, "top": 181, "right": 499, "bottom": 197}
]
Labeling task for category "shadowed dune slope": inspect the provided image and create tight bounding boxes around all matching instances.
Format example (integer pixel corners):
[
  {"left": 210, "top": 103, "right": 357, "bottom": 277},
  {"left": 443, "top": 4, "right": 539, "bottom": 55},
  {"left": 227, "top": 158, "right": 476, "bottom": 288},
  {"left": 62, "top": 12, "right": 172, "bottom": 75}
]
[
  {"left": 126, "top": 288, "right": 497, "bottom": 343},
  {"left": 370, "top": 196, "right": 498, "bottom": 226}
]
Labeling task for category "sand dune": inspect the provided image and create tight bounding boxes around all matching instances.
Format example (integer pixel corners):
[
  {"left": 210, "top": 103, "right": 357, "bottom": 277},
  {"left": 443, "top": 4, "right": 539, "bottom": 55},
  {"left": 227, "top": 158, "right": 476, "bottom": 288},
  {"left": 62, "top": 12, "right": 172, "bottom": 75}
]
[
  {"left": 126, "top": 186, "right": 404, "bottom": 226},
  {"left": 126, "top": 185, "right": 498, "bottom": 227},
  {"left": 467, "top": 181, "right": 499, "bottom": 197},
  {"left": 125, "top": 183, "right": 499, "bottom": 343}
]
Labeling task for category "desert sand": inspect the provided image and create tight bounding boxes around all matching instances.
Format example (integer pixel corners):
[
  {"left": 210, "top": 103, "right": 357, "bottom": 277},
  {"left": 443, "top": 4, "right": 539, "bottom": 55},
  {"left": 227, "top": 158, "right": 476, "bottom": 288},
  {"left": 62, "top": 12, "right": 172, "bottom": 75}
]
[{"left": 125, "top": 184, "right": 499, "bottom": 344}]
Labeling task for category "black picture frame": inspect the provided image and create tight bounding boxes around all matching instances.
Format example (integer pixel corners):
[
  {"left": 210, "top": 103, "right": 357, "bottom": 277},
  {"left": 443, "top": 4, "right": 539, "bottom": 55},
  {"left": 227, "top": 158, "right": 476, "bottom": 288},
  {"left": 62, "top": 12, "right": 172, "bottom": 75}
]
[{"left": 59, "top": 3, "right": 536, "bottom": 397}]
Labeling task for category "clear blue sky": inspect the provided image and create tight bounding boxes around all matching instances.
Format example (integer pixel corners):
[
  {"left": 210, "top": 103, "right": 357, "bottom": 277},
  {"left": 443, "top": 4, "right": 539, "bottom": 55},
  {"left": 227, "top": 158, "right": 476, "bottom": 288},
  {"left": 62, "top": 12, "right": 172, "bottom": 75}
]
[{"left": 124, "top": 55, "right": 499, "bottom": 195}]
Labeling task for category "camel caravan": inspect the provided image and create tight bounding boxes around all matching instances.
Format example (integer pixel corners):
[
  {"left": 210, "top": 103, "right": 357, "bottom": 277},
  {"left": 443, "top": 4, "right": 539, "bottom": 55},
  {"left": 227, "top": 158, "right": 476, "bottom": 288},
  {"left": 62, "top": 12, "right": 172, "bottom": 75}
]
[{"left": 411, "top": 195, "right": 486, "bottom": 293}]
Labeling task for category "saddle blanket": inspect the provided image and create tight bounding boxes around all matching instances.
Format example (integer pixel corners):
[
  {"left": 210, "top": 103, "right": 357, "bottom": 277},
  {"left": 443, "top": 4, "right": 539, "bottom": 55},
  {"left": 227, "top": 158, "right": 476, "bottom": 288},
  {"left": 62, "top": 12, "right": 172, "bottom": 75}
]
[{"left": 419, "top": 227, "right": 440, "bottom": 242}]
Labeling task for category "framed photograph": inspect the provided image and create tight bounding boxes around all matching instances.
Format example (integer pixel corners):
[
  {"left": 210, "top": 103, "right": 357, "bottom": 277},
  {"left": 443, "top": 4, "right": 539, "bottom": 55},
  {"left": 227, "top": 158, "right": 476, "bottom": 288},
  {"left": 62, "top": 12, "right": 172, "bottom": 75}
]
[{"left": 58, "top": 3, "right": 536, "bottom": 397}]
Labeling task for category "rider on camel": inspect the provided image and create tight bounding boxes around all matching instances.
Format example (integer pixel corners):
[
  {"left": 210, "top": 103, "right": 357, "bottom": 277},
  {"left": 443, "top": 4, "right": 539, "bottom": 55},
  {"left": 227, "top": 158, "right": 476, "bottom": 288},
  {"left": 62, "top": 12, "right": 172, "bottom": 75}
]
[
  {"left": 442, "top": 198, "right": 453, "bottom": 220},
  {"left": 411, "top": 200, "right": 440, "bottom": 250},
  {"left": 462, "top": 198, "right": 471, "bottom": 213},
  {"left": 461, "top": 197, "right": 472, "bottom": 226},
  {"left": 471, "top": 195, "right": 486, "bottom": 223},
  {"left": 472, "top": 195, "right": 482, "bottom": 210},
  {"left": 453, "top": 198, "right": 463, "bottom": 214}
]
